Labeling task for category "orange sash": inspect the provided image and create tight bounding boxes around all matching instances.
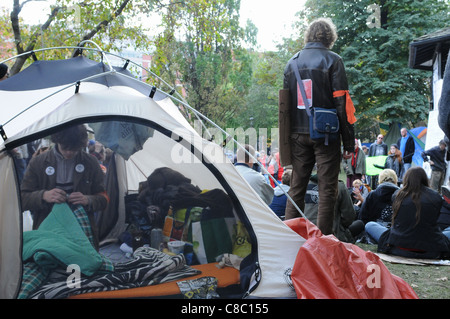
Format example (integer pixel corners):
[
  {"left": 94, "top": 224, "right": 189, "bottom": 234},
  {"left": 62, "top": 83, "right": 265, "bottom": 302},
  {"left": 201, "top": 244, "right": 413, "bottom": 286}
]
[{"left": 333, "top": 90, "right": 357, "bottom": 124}]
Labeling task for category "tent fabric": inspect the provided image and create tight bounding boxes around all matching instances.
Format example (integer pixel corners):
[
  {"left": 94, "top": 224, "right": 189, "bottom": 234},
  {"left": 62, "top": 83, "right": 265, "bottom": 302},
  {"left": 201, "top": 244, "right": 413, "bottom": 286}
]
[
  {"left": 285, "top": 218, "right": 418, "bottom": 299},
  {"left": 0, "top": 55, "right": 306, "bottom": 299},
  {"left": 410, "top": 126, "right": 427, "bottom": 167},
  {"left": 0, "top": 153, "right": 22, "bottom": 299}
]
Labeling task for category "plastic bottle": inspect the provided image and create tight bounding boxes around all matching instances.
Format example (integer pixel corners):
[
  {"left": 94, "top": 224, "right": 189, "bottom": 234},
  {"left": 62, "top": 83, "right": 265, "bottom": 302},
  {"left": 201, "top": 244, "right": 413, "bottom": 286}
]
[{"left": 151, "top": 228, "right": 163, "bottom": 250}]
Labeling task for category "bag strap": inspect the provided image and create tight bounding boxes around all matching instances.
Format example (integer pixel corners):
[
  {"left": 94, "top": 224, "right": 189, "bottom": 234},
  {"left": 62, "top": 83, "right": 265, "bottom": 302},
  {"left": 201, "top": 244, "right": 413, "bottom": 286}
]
[{"left": 290, "top": 58, "right": 312, "bottom": 117}]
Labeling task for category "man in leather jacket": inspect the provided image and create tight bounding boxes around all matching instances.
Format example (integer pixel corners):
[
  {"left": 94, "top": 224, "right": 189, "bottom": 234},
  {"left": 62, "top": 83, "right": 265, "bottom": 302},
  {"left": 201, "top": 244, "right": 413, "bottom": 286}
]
[{"left": 281, "top": 18, "right": 356, "bottom": 235}]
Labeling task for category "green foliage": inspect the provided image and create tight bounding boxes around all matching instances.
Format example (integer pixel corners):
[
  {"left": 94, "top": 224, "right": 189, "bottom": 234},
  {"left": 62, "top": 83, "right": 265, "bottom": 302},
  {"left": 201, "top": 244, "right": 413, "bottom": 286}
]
[
  {"left": 1, "top": 0, "right": 157, "bottom": 72},
  {"left": 152, "top": 0, "right": 255, "bottom": 127},
  {"left": 226, "top": 50, "right": 290, "bottom": 141}
]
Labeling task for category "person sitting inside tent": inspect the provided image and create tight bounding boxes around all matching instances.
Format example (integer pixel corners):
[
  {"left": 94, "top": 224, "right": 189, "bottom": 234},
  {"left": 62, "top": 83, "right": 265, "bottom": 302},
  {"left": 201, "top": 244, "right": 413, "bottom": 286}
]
[
  {"left": 304, "top": 174, "right": 364, "bottom": 243},
  {"left": 365, "top": 167, "right": 450, "bottom": 259},
  {"left": 358, "top": 169, "right": 399, "bottom": 227},
  {"left": 21, "top": 124, "right": 109, "bottom": 251},
  {"left": 269, "top": 169, "right": 292, "bottom": 219},
  {"left": 234, "top": 144, "right": 274, "bottom": 205}
]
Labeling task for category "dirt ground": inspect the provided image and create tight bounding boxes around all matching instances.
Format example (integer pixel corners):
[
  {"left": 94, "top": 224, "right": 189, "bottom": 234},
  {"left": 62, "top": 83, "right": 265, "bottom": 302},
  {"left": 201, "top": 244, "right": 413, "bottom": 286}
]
[{"left": 357, "top": 243, "right": 449, "bottom": 299}]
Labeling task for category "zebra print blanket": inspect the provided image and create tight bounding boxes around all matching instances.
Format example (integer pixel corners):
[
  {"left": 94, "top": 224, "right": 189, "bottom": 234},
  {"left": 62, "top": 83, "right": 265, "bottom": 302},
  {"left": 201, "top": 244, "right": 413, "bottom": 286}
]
[{"left": 28, "top": 246, "right": 201, "bottom": 299}]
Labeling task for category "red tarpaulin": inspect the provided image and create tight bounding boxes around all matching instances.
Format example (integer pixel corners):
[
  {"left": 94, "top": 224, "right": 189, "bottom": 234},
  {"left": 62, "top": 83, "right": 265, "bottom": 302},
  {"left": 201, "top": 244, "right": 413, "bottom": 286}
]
[{"left": 285, "top": 218, "right": 419, "bottom": 299}]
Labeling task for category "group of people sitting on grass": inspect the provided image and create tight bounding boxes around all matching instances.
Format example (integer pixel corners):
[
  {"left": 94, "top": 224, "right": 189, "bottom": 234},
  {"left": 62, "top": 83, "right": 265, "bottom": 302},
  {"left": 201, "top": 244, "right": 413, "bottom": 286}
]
[{"left": 357, "top": 167, "right": 450, "bottom": 260}]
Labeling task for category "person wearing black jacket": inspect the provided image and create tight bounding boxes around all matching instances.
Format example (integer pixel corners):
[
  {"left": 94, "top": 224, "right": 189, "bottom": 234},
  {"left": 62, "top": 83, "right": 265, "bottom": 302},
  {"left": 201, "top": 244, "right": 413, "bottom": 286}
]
[
  {"left": 358, "top": 169, "right": 399, "bottom": 226},
  {"left": 373, "top": 144, "right": 403, "bottom": 184},
  {"left": 421, "top": 139, "right": 447, "bottom": 193},
  {"left": 396, "top": 128, "right": 415, "bottom": 179},
  {"left": 281, "top": 18, "right": 356, "bottom": 236}
]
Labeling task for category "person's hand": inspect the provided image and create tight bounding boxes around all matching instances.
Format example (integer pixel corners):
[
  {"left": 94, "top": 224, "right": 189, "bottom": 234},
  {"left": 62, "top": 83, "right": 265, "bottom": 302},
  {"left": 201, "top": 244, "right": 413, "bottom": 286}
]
[
  {"left": 352, "top": 188, "right": 362, "bottom": 199},
  {"left": 342, "top": 150, "right": 353, "bottom": 160},
  {"left": 429, "top": 160, "right": 434, "bottom": 166},
  {"left": 43, "top": 188, "right": 67, "bottom": 203},
  {"left": 352, "top": 188, "right": 364, "bottom": 204},
  {"left": 68, "top": 192, "right": 89, "bottom": 206}
]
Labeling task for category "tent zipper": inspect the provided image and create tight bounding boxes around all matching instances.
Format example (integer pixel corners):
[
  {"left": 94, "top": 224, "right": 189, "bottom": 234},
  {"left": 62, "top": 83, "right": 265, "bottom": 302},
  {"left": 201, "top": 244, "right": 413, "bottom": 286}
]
[{"left": 243, "top": 261, "right": 261, "bottom": 298}]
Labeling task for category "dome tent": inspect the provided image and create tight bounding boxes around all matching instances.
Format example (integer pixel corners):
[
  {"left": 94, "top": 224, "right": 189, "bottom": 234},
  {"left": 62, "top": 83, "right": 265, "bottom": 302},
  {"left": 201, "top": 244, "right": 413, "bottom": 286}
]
[
  {"left": 0, "top": 44, "right": 306, "bottom": 299},
  {"left": 0, "top": 44, "right": 417, "bottom": 300}
]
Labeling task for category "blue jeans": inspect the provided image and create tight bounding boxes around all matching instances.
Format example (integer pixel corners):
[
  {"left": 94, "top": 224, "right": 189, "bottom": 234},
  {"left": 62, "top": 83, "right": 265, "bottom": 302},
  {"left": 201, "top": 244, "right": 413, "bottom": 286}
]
[
  {"left": 366, "top": 222, "right": 450, "bottom": 243},
  {"left": 365, "top": 221, "right": 389, "bottom": 243}
]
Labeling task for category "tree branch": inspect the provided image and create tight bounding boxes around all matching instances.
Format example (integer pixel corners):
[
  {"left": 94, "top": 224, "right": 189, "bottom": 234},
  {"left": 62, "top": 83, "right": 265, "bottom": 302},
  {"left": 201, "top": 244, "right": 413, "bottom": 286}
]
[
  {"left": 10, "top": 3, "right": 61, "bottom": 75},
  {"left": 11, "top": 0, "right": 24, "bottom": 55},
  {"left": 74, "top": 0, "right": 131, "bottom": 54}
]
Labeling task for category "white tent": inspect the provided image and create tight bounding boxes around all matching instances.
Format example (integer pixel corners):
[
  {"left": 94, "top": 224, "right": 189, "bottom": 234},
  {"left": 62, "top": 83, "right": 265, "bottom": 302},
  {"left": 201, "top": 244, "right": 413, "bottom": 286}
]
[{"left": 0, "top": 46, "right": 306, "bottom": 299}]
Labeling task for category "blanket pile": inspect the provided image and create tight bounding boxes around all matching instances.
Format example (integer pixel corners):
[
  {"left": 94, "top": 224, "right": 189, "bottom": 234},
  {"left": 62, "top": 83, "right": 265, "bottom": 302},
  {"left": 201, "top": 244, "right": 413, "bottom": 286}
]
[
  {"left": 29, "top": 246, "right": 201, "bottom": 299},
  {"left": 19, "top": 203, "right": 113, "bottom": 299},
  {"left": 19, "top": 203, "right": 200, "bottom": 299}
]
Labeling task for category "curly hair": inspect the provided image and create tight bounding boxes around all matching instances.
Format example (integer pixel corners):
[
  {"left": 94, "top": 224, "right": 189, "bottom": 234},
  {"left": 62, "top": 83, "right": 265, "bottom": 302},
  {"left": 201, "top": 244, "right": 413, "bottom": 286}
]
[
  {"left": 51, "top": 124, "right": 88, "bottom": 151},
  {"left": 304, "top": 18, "right": 338, "bottom": 49}
]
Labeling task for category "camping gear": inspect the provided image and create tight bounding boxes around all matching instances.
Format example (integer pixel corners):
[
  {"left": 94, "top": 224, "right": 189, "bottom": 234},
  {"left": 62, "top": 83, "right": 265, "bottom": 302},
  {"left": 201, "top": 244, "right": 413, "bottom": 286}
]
[
  {"left": 168, "top": 241, "right": 186, "bottom": 255},
  {"left": 0, "top": 43, "right": 417, "bottom": 299}
]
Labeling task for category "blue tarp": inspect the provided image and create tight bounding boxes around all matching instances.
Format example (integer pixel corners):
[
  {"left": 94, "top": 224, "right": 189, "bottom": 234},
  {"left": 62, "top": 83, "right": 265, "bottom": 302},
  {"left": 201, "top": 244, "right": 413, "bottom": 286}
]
[{"left": 409, "top": 127, "right": 427, "bottom": 167}]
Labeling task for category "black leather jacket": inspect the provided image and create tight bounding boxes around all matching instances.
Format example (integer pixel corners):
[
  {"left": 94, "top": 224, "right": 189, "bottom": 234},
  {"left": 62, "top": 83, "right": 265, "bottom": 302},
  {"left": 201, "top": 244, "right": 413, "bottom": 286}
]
[{"left": 283, "top": 42, "right": 355, "bottom": 152}]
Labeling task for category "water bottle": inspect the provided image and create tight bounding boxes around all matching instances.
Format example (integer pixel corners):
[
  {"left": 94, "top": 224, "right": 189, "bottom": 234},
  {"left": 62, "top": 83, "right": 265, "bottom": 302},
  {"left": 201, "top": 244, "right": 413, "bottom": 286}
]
[{"left": 151, "top": 228, "right": 163, "bottom": 250}]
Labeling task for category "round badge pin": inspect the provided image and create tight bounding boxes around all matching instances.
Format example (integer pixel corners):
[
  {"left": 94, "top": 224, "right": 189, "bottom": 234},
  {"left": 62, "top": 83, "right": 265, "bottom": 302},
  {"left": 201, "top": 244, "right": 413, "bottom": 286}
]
[
  {"left": 45, "top": 166, "right": 55, "bottom": 176},
  {"left": 75, "top": 164, "right": 85, "bottom": 173}
]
